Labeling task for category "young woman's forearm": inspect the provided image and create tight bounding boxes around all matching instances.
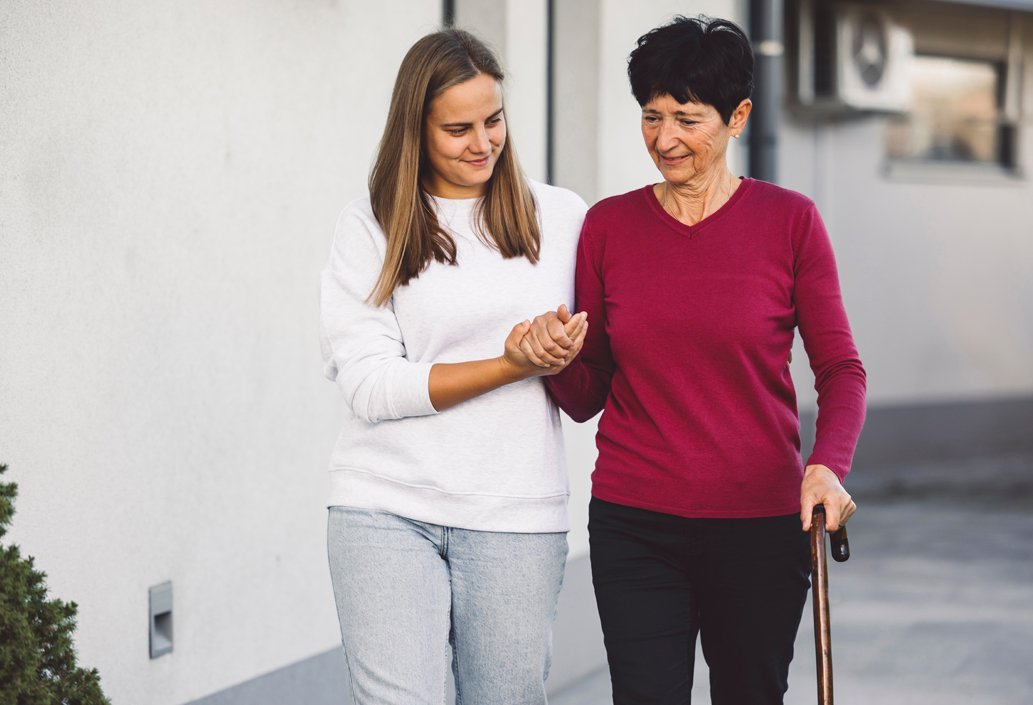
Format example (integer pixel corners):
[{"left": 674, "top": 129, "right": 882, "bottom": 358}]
[
  {"left": 428, "top": 357, "right": 527, "bottom": 411},
  {"left": 429, "top": 315, "right": 587, "bottom": 412}
]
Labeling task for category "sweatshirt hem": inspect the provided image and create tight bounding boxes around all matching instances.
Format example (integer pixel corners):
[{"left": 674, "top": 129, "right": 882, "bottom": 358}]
[{"left": 328, "top": 467, "right": 571, "bottom": 533}]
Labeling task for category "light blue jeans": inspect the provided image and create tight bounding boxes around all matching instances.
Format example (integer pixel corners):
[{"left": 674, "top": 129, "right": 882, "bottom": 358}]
[{"left": 327, "top": 507, "right": 568, "bottom": 705}]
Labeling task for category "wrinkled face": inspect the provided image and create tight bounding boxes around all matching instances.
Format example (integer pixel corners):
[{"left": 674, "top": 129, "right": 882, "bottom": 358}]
[
  {"left": 641, "top": 94, "right": 745, "bottom": 185},
  {"left": 423, "top": 72, "right": 506, "bottom": 199}
]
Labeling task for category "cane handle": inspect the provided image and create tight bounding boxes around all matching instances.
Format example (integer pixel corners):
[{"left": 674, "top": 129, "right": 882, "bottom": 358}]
[{"left": 830, "top": 525, "right": 850, "bottom": 562}]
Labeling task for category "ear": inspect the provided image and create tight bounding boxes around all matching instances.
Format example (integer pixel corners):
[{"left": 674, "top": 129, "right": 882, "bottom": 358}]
[{"left": 729, "top": 98, "right": 752, "bottom": 138}]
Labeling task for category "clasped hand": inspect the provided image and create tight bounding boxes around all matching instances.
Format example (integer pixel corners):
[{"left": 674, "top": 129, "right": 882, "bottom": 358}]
[{"left": 502, "top": 304, "right": 588, "bottom": 377}]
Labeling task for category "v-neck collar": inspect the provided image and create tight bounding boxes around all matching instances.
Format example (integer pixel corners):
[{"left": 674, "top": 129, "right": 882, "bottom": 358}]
[{"left": 642, "top": 177, "right": 753, "bottom": 239}]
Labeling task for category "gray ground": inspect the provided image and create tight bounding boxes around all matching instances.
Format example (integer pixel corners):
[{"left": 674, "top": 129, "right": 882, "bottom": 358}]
[{"left": 552, "top": 455, "right": 1033, "bottom": 705}]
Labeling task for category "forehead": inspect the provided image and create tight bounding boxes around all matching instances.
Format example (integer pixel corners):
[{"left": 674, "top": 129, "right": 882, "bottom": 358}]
[
  {"left": 642, "top": 94, "right": 717, "bottom": 118},
  {"left": 428, "top": 73, "right": 503, "bottom": 121}
]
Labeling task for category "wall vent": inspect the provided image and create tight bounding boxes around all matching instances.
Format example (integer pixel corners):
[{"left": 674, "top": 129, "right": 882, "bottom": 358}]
[{"left": 149, "top": 581, "right": 173, "bottom": 659}]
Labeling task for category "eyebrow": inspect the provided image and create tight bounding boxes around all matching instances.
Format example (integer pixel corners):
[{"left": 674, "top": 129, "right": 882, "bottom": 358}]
[
  {"left": 643, "top": 108, "right": 706, "bottom": 118},
  {"left": 440, "top": 108, "right": 504, "bottom": 128}
]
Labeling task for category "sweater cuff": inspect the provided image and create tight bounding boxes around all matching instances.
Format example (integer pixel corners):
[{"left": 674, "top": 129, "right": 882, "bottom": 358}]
[
  {"left": 804, "top": 453, "right": 849, "bottom": 483},
  {"left": 389, "top": 361, "right": 438, "bottom": 418}
]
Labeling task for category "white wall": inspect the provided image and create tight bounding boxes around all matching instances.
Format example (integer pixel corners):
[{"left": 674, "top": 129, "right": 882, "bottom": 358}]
[
  {"left": 505, "top": 0, "right": 549, "bottom": 182},
  {"left": 0, "top": 1, "right": 440, "bottom": 703}
]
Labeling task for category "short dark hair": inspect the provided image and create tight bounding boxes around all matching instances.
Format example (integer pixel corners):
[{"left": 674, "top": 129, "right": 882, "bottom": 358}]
[{"left": 628, "top": 15, "right": 754, "bottom": 124}]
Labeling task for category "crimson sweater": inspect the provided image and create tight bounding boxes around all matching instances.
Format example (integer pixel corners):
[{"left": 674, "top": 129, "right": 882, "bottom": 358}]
[{"left": 546, "top": 179, "right": 866, "bottom": 518}]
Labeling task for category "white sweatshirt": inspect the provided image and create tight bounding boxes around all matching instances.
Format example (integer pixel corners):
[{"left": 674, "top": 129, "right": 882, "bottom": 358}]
[{"left": 319, "top": 181, "right": 588, "bottom": 533}]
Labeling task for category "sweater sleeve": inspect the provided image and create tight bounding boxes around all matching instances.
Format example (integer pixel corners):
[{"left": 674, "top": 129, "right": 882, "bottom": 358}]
[
  {"left": 319, "top": 206, "right": 438, "bottom": 424},
  {"left": 793, "top": 205, "right": 867, "bottom": 480},
  {"left": 546, "top": 218, "right": 614, "bottom": 422}
]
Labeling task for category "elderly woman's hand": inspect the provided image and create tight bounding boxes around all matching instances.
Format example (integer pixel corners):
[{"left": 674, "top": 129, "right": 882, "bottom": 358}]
[
  {"left": 502, "top": 310, "right": 588, "bottom": 378},
  {"left": 519, "top": 305, "right": 588, "bottom": 367},
  {"left": 800, "top": 464, "right": 856, "bottom": 532}
]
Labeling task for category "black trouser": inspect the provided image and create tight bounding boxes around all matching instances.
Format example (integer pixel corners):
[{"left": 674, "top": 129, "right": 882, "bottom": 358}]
[{"left": 588, "top": 497, "right": 811, "bottom": 705}]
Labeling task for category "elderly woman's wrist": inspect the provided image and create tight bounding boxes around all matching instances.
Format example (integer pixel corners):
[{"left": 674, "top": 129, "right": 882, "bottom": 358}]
[{"left": 805, "top": 463, "right": 842, "bottom": 484}]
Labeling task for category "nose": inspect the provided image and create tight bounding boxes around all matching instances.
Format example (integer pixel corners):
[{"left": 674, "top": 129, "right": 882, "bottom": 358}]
[
  {"left": 655, "top": 119, "right": 679, "bottom": 153},
  {"left": 470, "top": 126, "right": 491, "bottom": 155}
]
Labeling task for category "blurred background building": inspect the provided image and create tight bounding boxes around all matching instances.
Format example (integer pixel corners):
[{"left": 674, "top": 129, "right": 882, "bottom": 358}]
[{"left": 1, "top": 0, "right": 1030, "bottom": 703}]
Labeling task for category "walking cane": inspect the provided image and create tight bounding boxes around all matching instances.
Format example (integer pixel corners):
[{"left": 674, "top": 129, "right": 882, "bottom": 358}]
[{"left": 811, "top": 504, "right": 850, "bottom": 705}]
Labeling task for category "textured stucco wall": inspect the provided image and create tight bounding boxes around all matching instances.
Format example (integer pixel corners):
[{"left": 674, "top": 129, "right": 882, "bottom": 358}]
[{"left": 0, "top": 1, "right": 439, "bottom": 703}]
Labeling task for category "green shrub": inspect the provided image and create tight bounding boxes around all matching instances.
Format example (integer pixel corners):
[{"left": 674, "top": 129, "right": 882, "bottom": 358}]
[{"left": 0, "top": 464, "right": 110, "bottom": 705}]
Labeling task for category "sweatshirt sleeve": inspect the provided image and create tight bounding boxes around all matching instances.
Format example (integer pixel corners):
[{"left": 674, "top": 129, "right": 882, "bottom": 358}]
[
  {"left": 546, "top": 218, "right": 614, "bottom": 422},
  {"left": 319, "top": 205, "right": 438, "bottom": 424},
  {"left": 793, "top": 204, "right": 867, "bottom": 480}
]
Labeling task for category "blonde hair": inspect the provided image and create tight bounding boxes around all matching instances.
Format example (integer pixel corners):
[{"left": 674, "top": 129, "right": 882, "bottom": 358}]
[{"left": 367, "top": 28, "right": 541, "bottom": 307}]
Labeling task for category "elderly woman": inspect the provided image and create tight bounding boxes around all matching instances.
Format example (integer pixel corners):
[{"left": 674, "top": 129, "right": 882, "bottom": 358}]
[{"left": 521, "top": 16, "right": 866, "bottom": 705}]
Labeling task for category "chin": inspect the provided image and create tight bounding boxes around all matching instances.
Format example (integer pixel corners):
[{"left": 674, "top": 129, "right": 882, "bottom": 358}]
[
  {"left": 466, "top": 169, "right": 493, "bottom": 183},
  {"left": 668, "top": 164, "right": 704, "bottom": 182},
  {"left": 467, "top": 167, "right": 495, "bottom": 182}
]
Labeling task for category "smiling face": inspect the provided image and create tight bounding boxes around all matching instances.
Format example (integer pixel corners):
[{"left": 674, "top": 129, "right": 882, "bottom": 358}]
[
  {"left": 641, "top": 94, "right": 750, "bottom": 186},
  {"left": 422, "top": 72, "right": 506, "bottom": 199}
]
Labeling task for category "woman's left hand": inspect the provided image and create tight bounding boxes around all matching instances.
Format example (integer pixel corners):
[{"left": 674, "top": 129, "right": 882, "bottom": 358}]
[
  {"left": 518, "top": 305, "right": 588, "bottom": 367},
  {"left": 800, "top": 464, "right": 856, "bottom": 532},
  {"left": 502, "top": 313, "right": 588, "bottom": 378}
]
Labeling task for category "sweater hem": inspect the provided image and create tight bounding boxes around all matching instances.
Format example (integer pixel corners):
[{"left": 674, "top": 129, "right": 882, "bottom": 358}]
[
  {"left": 591, "top": 487, "right": 801, "bottom": 519},
  {"left": 328, "top": 467, "right": 571, "bottom": 533}
]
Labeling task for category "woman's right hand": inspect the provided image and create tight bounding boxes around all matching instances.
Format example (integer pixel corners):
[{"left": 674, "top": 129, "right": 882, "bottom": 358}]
[{"left": 501, "top": 310, "right": 588, "bottom": 379}]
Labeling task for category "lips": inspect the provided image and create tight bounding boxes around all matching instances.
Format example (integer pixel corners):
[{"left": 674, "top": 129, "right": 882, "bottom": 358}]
[{"left": 465, "top": 156, "right": 490, "bottom": 167}]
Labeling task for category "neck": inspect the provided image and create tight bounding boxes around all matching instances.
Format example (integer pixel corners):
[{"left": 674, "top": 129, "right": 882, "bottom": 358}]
[
  {"left": 659, "top": 165, "right": 738, "bottom": 226},
  {"left": 422, "top": 175, "right": 486, "bottom": 200}
]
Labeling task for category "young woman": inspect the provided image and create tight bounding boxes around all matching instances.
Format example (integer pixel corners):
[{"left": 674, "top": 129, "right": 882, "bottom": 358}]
[{"left": 319, "top": 29, "right": 589, "bottom": 705}]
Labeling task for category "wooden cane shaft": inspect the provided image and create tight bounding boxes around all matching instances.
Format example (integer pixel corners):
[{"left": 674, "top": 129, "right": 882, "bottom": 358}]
[{"left": 811, "top": 506, "right": 834, "bottom": 705}]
